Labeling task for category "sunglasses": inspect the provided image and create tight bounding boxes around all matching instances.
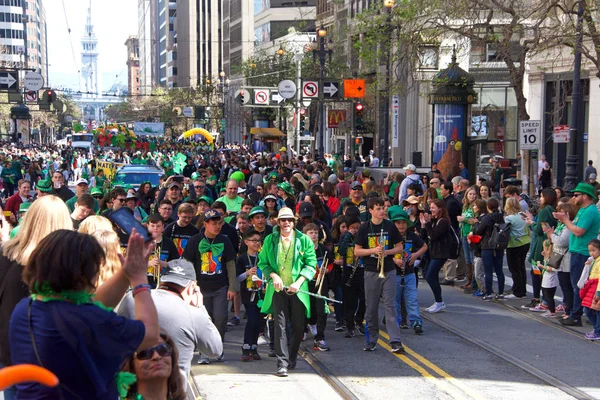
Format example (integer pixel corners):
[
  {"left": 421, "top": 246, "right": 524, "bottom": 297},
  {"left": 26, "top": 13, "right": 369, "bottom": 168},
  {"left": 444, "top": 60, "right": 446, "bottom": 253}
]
[
  {"left": 93, "top": 195, "right": 103, "bottom": 199},
  {"left": 246, "top": 239, "right": 262, "bottom": 243},
  {"left": 135, "top": 343, "right": 173, "bottom": 360},
  {"left": 280, "top": 218, "right": 295, "bottom": 223},
  {"left": 116, "top": 198, "right": 126, "bottom": 203},
  {"left": 573, "top": 193, "right": 582, "bottom": 197},
  {"left": 194, "top": 186, "right": 205, "bottom": 189}
]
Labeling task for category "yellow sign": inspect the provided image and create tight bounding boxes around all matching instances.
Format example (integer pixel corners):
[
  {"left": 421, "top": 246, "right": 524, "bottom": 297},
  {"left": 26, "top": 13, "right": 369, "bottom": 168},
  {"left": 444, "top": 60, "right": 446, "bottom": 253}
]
[{"left": 343, "top": 79, "right": 366, "bottom": 98}]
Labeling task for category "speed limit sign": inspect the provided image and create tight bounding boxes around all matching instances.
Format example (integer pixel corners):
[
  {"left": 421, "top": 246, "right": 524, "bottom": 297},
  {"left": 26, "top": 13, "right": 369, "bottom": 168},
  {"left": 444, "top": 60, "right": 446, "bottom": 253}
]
[{"left": 519, "top": 120, "right": 540, "bottom": 150}]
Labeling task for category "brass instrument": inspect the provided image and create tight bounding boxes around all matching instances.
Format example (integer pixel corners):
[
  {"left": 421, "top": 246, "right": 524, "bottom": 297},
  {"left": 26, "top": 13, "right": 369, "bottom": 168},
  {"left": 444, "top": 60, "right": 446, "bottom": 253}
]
[
  {"left": 345, "top": 258, "right": 360, "bottom": 287},
  {"left": 378, "top": 228, "right": 385, "bottom": 278},
  {"left": 152, "top": 243, "right": 162, "bottom": 286},
  {"left": 315, "top": 251, "right": 328, "bottom": 295}
]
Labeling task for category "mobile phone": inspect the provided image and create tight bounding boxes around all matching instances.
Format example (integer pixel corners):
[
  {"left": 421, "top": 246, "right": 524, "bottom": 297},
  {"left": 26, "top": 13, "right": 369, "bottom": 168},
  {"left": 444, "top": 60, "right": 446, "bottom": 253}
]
[
  {"left": 3, "top": 211, "right": 10, "bottom": 217},
  {"left": 109, "top": 208, "right": 152, "bottom": 242},
  {"left": 518, "top": 212, "right": 527, "bottom": 218},
  {"left": 172, "top": 175, "right": 184, "bottom": 183}
]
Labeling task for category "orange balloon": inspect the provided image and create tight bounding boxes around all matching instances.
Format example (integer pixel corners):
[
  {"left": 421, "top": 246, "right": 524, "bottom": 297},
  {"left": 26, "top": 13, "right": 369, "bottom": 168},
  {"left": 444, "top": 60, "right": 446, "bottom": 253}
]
[{"left": 0, "top": 364, "right": 59, "bottom": 390}]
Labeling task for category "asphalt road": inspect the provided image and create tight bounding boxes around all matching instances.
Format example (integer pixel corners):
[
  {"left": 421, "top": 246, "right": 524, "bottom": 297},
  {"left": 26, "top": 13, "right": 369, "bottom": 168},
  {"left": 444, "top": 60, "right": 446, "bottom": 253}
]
[{"left": 190, "top": 271, "right": 599, "bottom": 400}]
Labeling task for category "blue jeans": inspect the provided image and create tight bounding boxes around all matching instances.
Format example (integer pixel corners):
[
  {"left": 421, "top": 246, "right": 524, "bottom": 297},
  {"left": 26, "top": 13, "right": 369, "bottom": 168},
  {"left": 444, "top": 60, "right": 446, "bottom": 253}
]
[
  {"left": 395, "top": 274, "right": 422, "bottom": 326},
  {"left": 243, "top": 302, "right": 261, "bottom": 346},
  {"left": 461, "top": 236, "right": 474, "bottom": 264},
  {"left": 570, "top": 252, "right": 589, "bottom": 320},
  {"left": 481, "top": 249, "right": 505, "bottom": 295},
  {"left": 425, "top": 258, "right": 447, "bottom": 302},
  {"left": 584, "top": 307, "right": 600, "bottom": 335}
]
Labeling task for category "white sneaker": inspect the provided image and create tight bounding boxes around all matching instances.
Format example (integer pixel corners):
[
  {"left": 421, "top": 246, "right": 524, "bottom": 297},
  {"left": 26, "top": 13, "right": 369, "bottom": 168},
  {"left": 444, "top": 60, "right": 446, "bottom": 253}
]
[
  {"left": 427, "top": 302, "right": 446, "bottom": 314},
  {"left": 197, "top": 354, "right": 210, "bottom": 364},
  {"left": 309, "top": 324, "right": 318, "bottom": 337},
  {"left": 257, "top": 335, "right": 269, "bottom": 346},
  {"left": 426, "top": 302, "right": 438, "bottom": 312}
]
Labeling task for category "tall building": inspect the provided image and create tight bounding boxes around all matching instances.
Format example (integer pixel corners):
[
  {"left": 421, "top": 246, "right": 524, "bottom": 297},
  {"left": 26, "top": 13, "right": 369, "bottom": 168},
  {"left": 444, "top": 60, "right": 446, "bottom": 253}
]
[
  {"left": 125, "top": 36, "right": 140, "bottom": 96},
  {"left": 157, "top": 0, "right": 177, "bottom": 87},
  {"left": 138, "top": 0, "right": 153, "bottom": 95},
  {"left": 223, "top": 0, "right": 254, "bottom": 76},
  {"left": 80, "top": 7, "right": 100, "bottom": 98},
  {"left": 0, "top": 0, "right": 48, "bottom": 81}
]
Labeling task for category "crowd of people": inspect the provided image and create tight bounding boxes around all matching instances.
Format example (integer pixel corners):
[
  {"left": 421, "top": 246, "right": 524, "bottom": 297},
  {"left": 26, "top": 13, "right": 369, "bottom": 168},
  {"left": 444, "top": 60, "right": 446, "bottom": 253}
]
[{"left": 1, "top": 141, "right": 600, "bottom": 398}]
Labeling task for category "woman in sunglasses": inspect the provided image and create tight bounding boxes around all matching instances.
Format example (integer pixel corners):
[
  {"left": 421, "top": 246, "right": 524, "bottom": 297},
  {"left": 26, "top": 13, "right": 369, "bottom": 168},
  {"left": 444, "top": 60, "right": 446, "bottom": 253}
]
[{"left": 122, "top": 333, "right": 186, "bottom": 400}]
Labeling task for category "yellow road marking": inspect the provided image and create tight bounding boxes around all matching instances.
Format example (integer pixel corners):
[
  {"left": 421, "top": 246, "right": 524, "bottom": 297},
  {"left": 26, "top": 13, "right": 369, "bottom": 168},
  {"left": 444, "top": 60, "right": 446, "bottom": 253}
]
[
  {"left": 379, "top": 331, "right": 484, "bottom": 400},
  {"left": 377, "top": 339, "right": 467, "bottom": 400}
]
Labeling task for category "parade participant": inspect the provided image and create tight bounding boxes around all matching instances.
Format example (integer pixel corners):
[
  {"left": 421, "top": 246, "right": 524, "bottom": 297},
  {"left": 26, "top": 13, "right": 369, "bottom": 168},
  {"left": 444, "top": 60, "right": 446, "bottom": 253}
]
[
  {"left": 297, "top": 202, "right": 334, "bottom": 250},
  {"left": 4, "top": 179, "right": 31, "bottom": 222},
  {"left": 335, "top": 181, "right": 369, "bottom": 222},
  {"left": 70, "top": 193, "right": 95, "bottom": 230},
  {"left": 119, "top": 260, "right": 223, "bottom": 386},
  {"left": 236, "top": 230, "right": 264, "bottom": 361},
  {"left": 65, "top": 178, "right": 99, "bottom": 214},
  {"left": 100, "top": 188, "right": 127, "bottom": 218},
  {"left": 137, "top": 181, "right": 154, "bottom": 213},
  {"left": 95, "top": 169, "right": 107, "bottom": 190},
  {"left": 262, "top": 194, "right": 279, "bottom": 214},
  {"left": 183, "top": 209, "right": 238, "bottom": 364},
  {"left": 277, "top": 182, "right": 296, "bottom": 209},
  {"left": 156, "top": 177, "right": 196, "bottom": 216},
  {"left": 338, "top": 217, "right": 364, "bottom": 337},
  {"left": 33, "top": 178, "right": 53, "bottom": 199},
  {"left": 209, "top": 201, "right": 240, "bottom": 251},
  {"left": 388, "top": 206, "right": 427, "bottom": 335},
  {"left": 146, "top": 213, "right": 179, "bottom": 269},
  {"left": 354, "top": 197, "right": 404, "bottom": 353},
  {"left": 9, "top": 229, "right": 160, "bottom": 400},
  {"left": 216, "top": 179, "right": 244, "bottom": 216},
  {"left": 257, "top": 207, "right": 317, "bottom": 377},
  {"left": 421, "top": 199, "right": 452, "bottom": 313},
  {"left": 157, "top": 200, "right": 175, "bottom": 225},
  {"left": 196, "top": 196, "right": 212, "bottom": 215},
  {"left": 555, "top": 183, "right": 600, "bottom": 326},
  {"left": 51, "top": 170, "right": 74, "bottom": 202},
  {"left": 165, "top": 203, "right": 199, "bottom": 256},
  {"left": 304, "top": 223, "right": 332, "bottom": 351}
]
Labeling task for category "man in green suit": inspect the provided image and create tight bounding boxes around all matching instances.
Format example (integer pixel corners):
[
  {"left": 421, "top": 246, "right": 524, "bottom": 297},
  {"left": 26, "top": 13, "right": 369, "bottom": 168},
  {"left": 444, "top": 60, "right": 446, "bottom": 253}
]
[{"left": 258, "top": 207, "right": 317, "bottom": 377}]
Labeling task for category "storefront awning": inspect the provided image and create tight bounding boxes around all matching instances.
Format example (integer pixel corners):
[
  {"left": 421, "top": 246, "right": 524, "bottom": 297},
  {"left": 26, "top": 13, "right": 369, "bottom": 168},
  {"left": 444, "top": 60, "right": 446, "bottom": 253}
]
[{"left": 250, "top": 128, "right": 286, "bottom": 138}]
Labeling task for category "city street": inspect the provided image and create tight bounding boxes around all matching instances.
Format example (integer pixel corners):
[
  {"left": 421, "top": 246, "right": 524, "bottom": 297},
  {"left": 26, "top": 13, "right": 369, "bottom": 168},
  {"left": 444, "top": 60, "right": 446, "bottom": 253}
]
[{"left": 190, "top": 278, "right": 599, "bottom": 400}]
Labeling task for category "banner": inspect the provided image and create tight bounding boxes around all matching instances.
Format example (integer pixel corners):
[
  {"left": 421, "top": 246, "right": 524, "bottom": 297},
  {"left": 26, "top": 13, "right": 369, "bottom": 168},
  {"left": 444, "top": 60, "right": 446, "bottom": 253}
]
[
  {"left": 133, "top": 122, "right": 165, "bottom": 137},
  {"left": 432, "top": 104, "right": 465, "bottom": 180}
]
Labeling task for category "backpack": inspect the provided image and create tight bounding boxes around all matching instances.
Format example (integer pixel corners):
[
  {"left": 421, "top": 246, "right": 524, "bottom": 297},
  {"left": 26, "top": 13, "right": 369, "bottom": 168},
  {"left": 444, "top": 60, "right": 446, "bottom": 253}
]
[{"left": 489, "top": 222, "right": 512, "bottom": 251}]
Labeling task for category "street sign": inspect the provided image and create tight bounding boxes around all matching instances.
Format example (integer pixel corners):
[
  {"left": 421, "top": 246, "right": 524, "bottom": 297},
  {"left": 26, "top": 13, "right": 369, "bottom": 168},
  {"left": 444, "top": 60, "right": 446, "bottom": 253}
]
[
  {"left": 24, "top": 71, "right": 44, "bottom": 91},
  {"left": 278, "top": 80, "right": 296, "bottom": 99},
  {"left": 392, "top": 95, "right": 399, "bottom": 147},
  {"left": 271, "top": 91, "right": 284, "bottom": 105},
  {"left": 343, "top": 79, "right": 365, "bottom": 98},
  {"left": 302, "top": 81, "right": 319, "bottom": 98},
  {"left": 0, "top": 71, "right": 18, "bottom": 91},
  {"left": 553, "top": 124, "right": 569, "bottom": 143},
  {"left": 25, "top": 90, "right": 38, "bottom": 103},
  {"left": 236, "top": 89, "right": 251, "bottom": 104},
  {"left": 254, "top": 89, "right": 270, "bottom": 105},
  {"left": 182, "top": 106, "right": 194, "bottom": 117},
  {"left": 323, "top": 81, "right": 340, "bottom": 99},
  {"left": 519, "top": 120, "right": 541, "bottom": 150},
  {"left": 327, "top": 110, "right": 346, "bottom": 128}
]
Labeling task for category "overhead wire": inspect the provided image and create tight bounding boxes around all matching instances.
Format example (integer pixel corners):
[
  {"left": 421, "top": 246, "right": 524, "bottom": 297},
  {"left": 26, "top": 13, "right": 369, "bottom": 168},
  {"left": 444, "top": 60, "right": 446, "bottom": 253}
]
[{"left": 61, "top": 0, "right": 81, "bottom": 89}]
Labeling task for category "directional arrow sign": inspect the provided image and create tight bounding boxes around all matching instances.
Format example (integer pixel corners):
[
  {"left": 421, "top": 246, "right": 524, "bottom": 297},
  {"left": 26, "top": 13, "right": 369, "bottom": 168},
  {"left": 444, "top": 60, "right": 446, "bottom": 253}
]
[
  {"left": 343, "top": 79, "right": 365, "bottom": 98},
  {"left": 271, "top": 91, "right": 284, "bottom": 105},
  {"left": 302, "top": 81, "right": 319, "bottom": 98},
  {"left": 323, "top": 81, "right": 339, "bottom": 98},
  {"left": 0, "top": 71, "right": 18, "bottom": 90},
  {"left": 254, "top": 89, "right": 270, "bottom": 105}
]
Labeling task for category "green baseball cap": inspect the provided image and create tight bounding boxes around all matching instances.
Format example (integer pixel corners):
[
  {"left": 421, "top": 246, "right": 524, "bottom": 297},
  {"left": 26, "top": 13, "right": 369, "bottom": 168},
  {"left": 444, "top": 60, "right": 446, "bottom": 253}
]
[
  {"left": 196, "top": 195, "right": 213, "bottom": 205},
  {"left": 248, "top": 206, "right": 268, "bottom": 218}
]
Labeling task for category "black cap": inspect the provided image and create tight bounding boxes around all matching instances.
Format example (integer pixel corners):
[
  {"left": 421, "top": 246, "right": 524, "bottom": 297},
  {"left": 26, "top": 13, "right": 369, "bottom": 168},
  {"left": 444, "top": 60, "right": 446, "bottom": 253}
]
[{"left": 298, "top": 202, "right": 314, "bottom": 218}]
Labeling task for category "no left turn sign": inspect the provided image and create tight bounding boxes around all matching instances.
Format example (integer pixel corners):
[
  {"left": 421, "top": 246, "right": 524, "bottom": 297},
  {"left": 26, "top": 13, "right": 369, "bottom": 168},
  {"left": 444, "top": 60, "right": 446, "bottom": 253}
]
[
  {"left": 254, "top": 89, "right": 270, "bottom": 105},
  {"left": 302, "top": 81, "right": 318, "bottom": 98}
]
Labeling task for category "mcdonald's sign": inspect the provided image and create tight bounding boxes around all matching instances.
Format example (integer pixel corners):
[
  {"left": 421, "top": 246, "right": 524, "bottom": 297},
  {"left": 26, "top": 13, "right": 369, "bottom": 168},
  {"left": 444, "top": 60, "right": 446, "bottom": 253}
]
[{"left": 327, "top": 110, "right": 347, "bottom": 128}]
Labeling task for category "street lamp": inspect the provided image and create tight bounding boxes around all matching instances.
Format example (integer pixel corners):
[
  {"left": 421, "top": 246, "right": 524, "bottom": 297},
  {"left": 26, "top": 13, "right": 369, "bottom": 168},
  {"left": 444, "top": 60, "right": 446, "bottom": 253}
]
[
  {"left": 216, "top": 72, "right": 230, "bottom": 143},
  {"left": 379, "top": 0, "right": 394, "bottom": 167},
  {"left": 277, "top": 45, "right": 285, "bottom": 56},
  {"left": 312, "top": 26, "right": 333, "bottom": 161}
]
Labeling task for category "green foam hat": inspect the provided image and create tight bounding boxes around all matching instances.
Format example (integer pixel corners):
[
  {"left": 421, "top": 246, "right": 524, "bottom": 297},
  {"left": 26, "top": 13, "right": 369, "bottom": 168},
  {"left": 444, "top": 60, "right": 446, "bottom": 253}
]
[
  {"left": 248, "top": 206, "right": 268, "bottom": 218},
  {"left": 387, "top": 206, "right": 413, "bottom": 227},
  {"left": 36, "top": 179, "right": 53, "bottom": 193}
]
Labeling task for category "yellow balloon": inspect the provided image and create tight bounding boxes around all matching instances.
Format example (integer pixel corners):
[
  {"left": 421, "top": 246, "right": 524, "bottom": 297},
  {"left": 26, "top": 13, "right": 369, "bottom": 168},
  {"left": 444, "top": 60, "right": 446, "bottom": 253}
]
[{"left": 180, "top": 128, "right": 214, "bottom": 144}]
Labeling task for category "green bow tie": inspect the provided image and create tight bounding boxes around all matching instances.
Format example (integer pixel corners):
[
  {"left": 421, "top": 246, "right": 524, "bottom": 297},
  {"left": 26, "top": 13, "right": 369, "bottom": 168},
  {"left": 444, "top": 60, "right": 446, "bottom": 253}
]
[{"left": 198, "top": 238, "right": 224, "bottom": 255}]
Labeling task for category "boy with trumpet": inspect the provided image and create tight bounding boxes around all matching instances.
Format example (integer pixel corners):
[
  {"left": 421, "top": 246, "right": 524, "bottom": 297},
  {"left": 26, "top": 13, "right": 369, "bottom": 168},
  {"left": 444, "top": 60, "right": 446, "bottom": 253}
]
[{"left": 355, "top": 197, "right": 405, "bottom": 353}]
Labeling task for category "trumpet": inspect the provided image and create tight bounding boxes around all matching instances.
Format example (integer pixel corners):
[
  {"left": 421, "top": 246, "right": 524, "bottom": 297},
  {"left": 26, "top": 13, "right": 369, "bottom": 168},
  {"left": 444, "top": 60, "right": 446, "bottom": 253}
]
[
  {"left": 152, "top": 244, "right": 162, "bottom": 286},
  {"left": 377, "top": 228, "right": 385, "bottom": 278},
  {"left": 314, "top": 251, "right": 328, "bottom": 295}
]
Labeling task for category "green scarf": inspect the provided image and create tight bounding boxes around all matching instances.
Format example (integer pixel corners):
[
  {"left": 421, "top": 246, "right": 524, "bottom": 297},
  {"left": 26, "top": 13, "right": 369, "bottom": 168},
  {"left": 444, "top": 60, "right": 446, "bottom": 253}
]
[
  {"left": 198, "top": 237, "right": 224, "bottom": 255},
  {"left": 31, "top": 282, "right": 113, "bottom": 312}
]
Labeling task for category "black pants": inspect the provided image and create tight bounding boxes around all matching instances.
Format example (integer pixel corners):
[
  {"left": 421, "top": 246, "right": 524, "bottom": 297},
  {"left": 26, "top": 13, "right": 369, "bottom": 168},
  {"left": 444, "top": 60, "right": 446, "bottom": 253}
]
[
  {"left": 531, "top": 267, "right": 542, "bottom": 300},
  {"left": 4, "top": 182, "right": 13, "bottom": 198},
  {"left": 558, "top": 271, "right": 573, "bottom": 315},
  {"left": 243, "top": 301, "right": 261, "bottom": 346},
  {"left": 506, "top": 244, "right": 530, "bottom": 298},
  {"left": 542, "top": 287, "right": 557, "bottom": 313},
  {"left": 307, "top": 280, "right": 328, "bottom": 341},
  {"left": 272, "top": 290, "right": 305, "bottom": 369},
  {"left": 342, "top": 267, "right": 365, "bottom": 330}
]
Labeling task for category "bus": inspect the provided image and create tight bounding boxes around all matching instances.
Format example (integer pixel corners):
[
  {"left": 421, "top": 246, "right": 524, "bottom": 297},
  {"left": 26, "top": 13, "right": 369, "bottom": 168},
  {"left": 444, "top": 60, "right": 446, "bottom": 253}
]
[{"left": 71, "top": 133, "right": 94, "bottom": 151}]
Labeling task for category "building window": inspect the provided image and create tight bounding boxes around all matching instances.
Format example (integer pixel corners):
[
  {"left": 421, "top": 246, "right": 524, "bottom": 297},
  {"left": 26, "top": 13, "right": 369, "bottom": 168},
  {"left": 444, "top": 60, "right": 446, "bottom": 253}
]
[{"left": 486, "top": 43, "right": 500, "bottom": 62}]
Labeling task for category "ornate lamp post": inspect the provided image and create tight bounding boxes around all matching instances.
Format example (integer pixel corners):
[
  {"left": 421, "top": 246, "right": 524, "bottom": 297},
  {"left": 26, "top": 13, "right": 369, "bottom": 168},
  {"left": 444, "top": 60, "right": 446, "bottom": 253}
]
[
  {"left": 311, "top": 26, "right": 333, "bottom": 161},
  {"left": 380, "top": 0, "right": 394, "bottom": 167}
]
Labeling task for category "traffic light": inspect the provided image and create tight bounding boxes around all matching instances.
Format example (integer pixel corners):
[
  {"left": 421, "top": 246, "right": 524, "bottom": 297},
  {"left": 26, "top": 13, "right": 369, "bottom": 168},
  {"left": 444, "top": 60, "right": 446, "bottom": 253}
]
[
  {"left": 354, "top": 136, "right": 363, "bottom": 151},
  {"left": 355, "top": 103, "right": 364, "bottom": 131},
  {"left": 239, "top": 90, "right": 246, "bottom": 104},
  {"left": 195, "top": 106, "right": 206, "bottom": 119},
  {"left": 299, "top": 108, "right": 306, "bottom": 132},
  {"left": 41, "top": 89, "right": 57, "bottom": 105}
]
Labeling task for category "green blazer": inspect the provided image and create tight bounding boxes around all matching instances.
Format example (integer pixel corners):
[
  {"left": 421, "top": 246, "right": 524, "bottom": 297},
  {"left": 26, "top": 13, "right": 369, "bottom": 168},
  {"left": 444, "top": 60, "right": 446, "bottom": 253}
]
[{"left": 258, "top": 228, "right": 317, "bottom": 317}]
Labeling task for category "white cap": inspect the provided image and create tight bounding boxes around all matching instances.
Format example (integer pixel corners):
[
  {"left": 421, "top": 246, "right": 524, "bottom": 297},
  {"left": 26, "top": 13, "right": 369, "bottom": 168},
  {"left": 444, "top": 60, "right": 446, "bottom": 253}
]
[
  {"left": 405, "top": 164, "right": 417, "bottom": 172},
  {"left": 237, "top": 187, "right": 247, "bottom": 194},
  {"left": 75, "top": 178, "right": 89, "bottom": 185}
]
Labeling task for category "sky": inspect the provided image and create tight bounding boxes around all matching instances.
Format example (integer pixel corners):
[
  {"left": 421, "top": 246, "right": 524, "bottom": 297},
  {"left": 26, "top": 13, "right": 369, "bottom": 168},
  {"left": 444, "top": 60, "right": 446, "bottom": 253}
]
[{"left": 45, "top": 0, "right": 137, "bottom": 92}]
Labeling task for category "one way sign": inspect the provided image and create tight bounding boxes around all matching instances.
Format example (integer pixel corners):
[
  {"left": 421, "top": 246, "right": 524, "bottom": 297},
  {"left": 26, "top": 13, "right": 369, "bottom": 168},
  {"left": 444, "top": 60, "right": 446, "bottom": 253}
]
[
  {"left": 0, "top": 70, "right": 18, "bottom": 91},
  {"left": 271, "top": 91, "right": 284, "bottom": 105},
  {"left": 323, "top": 81, "right": 339, "bottom": 99}
]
